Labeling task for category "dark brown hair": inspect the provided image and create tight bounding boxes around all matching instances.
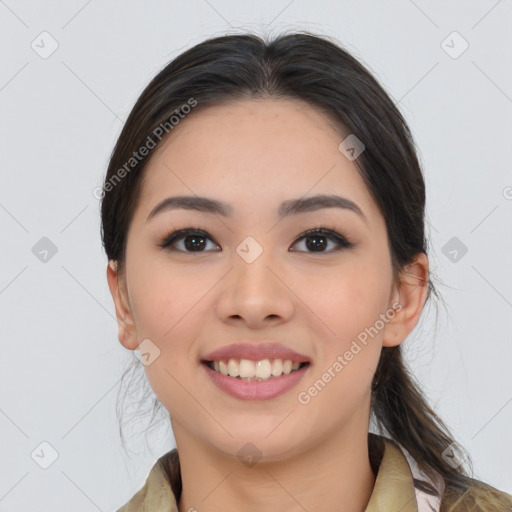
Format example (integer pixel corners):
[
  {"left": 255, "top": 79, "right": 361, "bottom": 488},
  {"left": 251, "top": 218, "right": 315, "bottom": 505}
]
[{"left": 101, "top": 31, "right": 506, "bottom": 510}]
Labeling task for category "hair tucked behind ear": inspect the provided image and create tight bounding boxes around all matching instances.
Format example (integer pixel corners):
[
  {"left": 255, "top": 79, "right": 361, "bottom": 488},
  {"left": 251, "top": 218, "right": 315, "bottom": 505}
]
[{"left": 101, "top": 30, "right": 512, "bottom": 509}]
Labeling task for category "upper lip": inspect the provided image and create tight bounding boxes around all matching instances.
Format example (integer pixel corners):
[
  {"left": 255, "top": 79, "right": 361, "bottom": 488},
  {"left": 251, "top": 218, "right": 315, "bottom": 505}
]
[{"left": 202, "top": 342, "right": 311, "bottom": 363}]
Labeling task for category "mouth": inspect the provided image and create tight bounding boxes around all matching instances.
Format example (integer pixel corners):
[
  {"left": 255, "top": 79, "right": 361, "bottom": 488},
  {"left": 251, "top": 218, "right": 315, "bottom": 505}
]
[
  {"left": 202, "top": 359, "right": 309, "bottom": 382},
  {"left": 202, "top": 358, "right": 310, "bottom": 382},
  {"left": 201, "top": 358, "right": 311, "bottom": 400}
]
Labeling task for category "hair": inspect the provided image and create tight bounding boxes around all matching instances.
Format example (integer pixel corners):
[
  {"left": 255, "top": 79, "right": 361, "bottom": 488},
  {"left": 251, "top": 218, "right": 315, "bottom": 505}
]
[{"left": 100, "top": 31, "right": 508, "bottom": 510}]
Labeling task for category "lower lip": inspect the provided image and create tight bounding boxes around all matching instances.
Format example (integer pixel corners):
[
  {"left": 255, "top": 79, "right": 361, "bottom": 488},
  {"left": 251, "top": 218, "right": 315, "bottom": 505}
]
[{"left": 202, "top": 362, "right": 310, "bottom": 400}]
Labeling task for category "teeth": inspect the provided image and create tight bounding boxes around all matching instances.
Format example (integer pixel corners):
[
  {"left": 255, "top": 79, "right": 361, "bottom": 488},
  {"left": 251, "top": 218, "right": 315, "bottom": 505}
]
[
  {"left": 219, "top": 360, "right": 228, "bottom": 376},
  {"left": 209, "top": 358, "right": 306, "bottom": 381},
  {"left": 271, "top": 358, "right": 282, "bottom": 376},
  {"left": 255, "top": 359, "right": 272, "bottom": 380},
  {"left": 227, "top": 359, "right": 239, "bottom": 377},
  {"left": 239, "top": 359, "right": 255, "bottom": 378}
]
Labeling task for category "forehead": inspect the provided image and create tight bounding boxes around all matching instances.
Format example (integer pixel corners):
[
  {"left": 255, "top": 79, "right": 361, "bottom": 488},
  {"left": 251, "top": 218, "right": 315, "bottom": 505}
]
[{"left": 136, "top": 98, "right": 382, "bottom": 229}]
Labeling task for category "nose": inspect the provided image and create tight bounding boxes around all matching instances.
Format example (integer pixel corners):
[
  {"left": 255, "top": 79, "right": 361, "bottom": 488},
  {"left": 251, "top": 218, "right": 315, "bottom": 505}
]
[{"left": 215, "top": 242, "right": 295, "bottom": 329}]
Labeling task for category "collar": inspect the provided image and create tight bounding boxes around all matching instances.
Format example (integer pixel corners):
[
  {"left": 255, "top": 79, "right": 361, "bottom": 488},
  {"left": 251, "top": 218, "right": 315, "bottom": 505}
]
[{"left": 116, "top": 434, "right": 445, "bottom": 512}]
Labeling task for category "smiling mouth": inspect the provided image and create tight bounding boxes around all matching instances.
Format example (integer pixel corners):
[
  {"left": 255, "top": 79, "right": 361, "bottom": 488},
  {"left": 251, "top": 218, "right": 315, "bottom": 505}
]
[{"left": 203, "top": 358, "right": 310, "bottom": 382}]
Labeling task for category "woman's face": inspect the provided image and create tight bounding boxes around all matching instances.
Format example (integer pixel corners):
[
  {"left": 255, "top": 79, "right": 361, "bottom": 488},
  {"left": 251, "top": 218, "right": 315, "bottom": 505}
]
[{"left": 109, "top": 98, "right": 422, "bottom": 461}]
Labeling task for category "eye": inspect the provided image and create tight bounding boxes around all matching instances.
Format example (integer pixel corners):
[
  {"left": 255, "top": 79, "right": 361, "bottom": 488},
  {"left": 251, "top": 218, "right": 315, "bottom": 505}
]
[
  {"left": 158, "top": 228, "right": 220, "bottom": 253},
  {"left": 158, "top": 226, "right": 355, "bottom": 254},
  {"left": 290, "top": 227, "right": 355, "bottom": 253}
]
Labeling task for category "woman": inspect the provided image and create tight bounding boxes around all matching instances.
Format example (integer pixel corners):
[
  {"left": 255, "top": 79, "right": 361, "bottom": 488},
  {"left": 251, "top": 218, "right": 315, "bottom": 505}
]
[{"left": 101, "top": 32, "right": 512, "bottom": 511}]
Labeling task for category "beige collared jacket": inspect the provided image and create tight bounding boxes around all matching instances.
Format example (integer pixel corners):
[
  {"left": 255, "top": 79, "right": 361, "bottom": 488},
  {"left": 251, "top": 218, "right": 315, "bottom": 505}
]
[{"left": 116, "top": 434, "right": 512, "bottom": 511}]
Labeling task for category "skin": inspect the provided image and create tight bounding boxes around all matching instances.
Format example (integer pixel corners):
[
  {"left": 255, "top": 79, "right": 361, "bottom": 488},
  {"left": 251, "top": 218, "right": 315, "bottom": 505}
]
[{"left": 107, "top": 98, "right": 429, "bottom": 512}]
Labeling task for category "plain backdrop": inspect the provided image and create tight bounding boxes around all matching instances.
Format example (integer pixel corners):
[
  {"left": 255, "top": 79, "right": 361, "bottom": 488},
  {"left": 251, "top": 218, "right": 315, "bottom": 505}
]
[{"left": 1, "top": 1, "right": 511, "bottom": 510}]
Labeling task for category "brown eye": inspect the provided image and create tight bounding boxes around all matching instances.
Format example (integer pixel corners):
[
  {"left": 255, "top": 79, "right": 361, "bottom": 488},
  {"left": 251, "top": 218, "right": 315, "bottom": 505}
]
[
  {"left": 159, "top": 229, "right": 220, "bottom": 253},
  {"left": 291, "top": 228, "right": 354, "bottom": 253},
  {"left": 158, "top": 227, "right": 354, "bottom": 254}
]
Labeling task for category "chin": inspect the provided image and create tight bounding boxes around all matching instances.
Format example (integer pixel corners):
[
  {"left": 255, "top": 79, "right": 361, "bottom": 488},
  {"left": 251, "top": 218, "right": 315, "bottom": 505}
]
[
  {"left": 205, "top": 426, "right": 308, "bottom": 464},
  {"left": 217, "top": 439, "right": 304, "bottom": 466}
]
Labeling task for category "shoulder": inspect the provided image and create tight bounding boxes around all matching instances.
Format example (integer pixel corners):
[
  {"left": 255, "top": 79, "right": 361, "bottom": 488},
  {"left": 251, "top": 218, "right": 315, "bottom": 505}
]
[
  {"left": 370, "top": 434, "right": 512, "bottom": 512},
  {"left": 115, "top": 449, "right": 180, "bottom": 512},
  {"left": 441, "top": 478, "right": 512, "bottom": 512}
]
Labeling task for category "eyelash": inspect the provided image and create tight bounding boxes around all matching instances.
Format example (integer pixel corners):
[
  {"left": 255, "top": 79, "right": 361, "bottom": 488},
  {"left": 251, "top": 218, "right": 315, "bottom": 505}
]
[{"left": 157, "top": 225, "right": 356, "bottom": 254}]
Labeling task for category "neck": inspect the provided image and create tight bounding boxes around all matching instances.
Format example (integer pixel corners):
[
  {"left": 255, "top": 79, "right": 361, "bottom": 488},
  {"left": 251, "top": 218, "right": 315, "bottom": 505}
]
[{"left": 174, "top": 418, "right": 377, "bottom": 512}]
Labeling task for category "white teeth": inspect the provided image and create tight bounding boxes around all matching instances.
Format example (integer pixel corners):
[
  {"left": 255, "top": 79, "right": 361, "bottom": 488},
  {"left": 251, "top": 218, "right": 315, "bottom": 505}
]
[
  {"left": 209, "top": 358, "right": 306, "bottom": 381},
  {"left": 227, "top": 358, "right": 239, "bottom": 377},
  {"left": 255, "top": 359, "right": 272, "bottom": 380},
  {"left": 219, "top": 360, "right": 228, "bottom": 376},
  {"left": 271, "top": 359, "right": 282, "bottom": 376},
  {"left": 239, "top": 359, "right": 255, "bottom": 378}
]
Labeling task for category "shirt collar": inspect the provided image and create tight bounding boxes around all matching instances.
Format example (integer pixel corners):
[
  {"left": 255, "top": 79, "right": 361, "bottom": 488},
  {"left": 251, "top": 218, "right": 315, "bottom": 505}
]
[
  {"left": 365, "top": 436, "right": 444, "bottom": 511},
  {"left": 117, "top": 434, "right": 444, "bottom": 512}
]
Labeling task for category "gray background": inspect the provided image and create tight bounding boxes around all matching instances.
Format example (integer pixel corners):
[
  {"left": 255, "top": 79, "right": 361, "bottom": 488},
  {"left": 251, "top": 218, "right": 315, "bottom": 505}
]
[{"left": 1, "top": 0, "right": 511, "bottom": 510}]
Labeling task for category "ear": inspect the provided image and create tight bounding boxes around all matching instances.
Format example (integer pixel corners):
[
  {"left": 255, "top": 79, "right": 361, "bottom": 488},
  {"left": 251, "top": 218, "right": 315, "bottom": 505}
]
[
  {"left": 106, "top": 260, "right": 139, "bottom": 350},
  {"left": 382, "top": 252, "right": 429, "bottom": 348}
]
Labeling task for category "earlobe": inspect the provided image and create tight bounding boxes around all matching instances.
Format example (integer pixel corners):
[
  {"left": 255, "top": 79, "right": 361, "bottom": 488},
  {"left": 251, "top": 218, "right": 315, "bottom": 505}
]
[
  {"left": 106, "top": 260, "right": 139, "bottom": 351},
  {"left": 382, "top": 253, "right": 429, "bottom": 348}
]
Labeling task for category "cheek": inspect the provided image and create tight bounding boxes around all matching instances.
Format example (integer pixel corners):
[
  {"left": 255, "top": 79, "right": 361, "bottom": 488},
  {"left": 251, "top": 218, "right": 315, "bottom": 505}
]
[
  {"left": 301, "top": 262, "right": 390, "bottom": 343},
  {"left": 124, "top": 269, "right": 201, "bottom": 409},
  {"left": 296, "top": 283, "right": 387, "bottom": 422},
  {"left": 128, "top": 260, "right": 203, "bottom": 340},
  {"left": 296, "top": 264, "right": 390, "bottom": 395},
  {"left": 127, "top": 257, "right": 215, "bottom": 345}
]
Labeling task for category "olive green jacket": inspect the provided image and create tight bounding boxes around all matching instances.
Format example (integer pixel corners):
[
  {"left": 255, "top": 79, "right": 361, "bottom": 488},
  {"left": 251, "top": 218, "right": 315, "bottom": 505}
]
[{"left": 116, "top": 434, "right": 512, "bottom": 511}]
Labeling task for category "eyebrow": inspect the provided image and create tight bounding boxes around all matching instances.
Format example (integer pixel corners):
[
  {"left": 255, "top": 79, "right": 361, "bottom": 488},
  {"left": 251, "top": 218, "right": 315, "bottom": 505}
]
[{"left": 146, "top": 194, "right": 368, "bottom": 224}]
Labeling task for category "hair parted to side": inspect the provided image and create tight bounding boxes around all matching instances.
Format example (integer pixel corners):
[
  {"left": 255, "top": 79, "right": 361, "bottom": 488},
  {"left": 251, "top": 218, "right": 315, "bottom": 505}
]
[{"left": 100, "top": 31, "right": 507, "bottom": 510}]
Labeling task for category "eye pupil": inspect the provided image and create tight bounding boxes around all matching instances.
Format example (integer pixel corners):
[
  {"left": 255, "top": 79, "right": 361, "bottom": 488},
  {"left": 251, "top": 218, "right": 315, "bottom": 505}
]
[
  {"left": 306, "top": 235, "right": 327, "bottom": 251},
  {"left": 185, "top": 234, "right": 206, "bottom": 251}
]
